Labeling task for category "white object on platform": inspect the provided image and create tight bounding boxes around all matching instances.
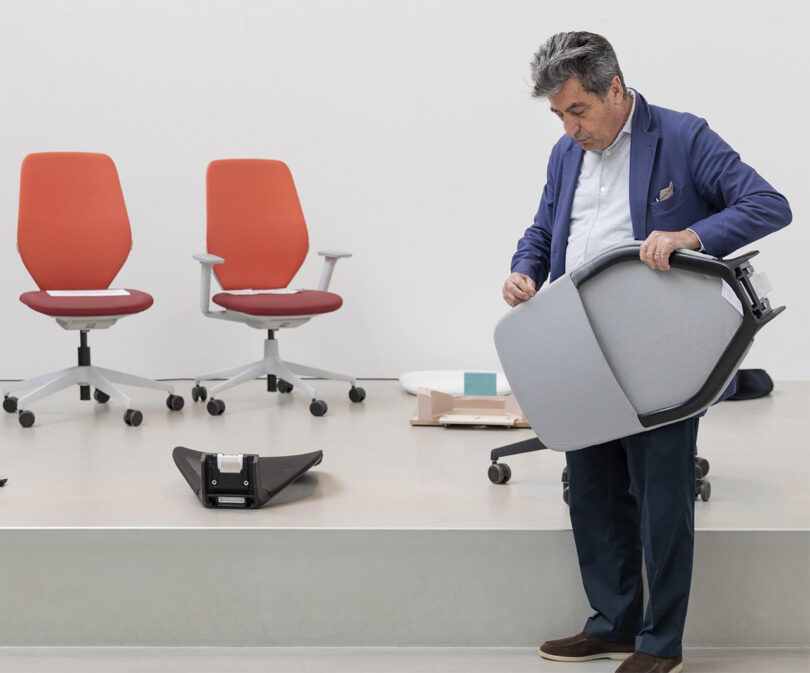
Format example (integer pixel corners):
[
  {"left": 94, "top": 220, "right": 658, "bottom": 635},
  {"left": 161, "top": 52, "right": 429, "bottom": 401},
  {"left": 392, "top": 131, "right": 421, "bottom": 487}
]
[
  {"left": 46, "top": 289, "right": 131, "bottom": 297},
  {"left": 398, "top": 370, "right": 511, "bottom": 396}
]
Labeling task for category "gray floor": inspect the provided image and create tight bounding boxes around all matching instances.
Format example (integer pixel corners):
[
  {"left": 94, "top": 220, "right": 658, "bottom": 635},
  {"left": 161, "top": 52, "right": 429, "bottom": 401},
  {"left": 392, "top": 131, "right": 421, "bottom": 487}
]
[
  {"left": 0, "top": 647, "right": 807, "bottom": 673},
  {"left": 0, "top": 379, "right": 808, "bottom": 530}
]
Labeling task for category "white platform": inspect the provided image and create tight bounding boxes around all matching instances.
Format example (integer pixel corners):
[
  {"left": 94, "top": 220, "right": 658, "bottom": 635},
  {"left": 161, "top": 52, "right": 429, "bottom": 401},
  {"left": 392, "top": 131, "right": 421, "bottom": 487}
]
[{"left": 0, "top": 380, "right": 808, "bottom": 650}]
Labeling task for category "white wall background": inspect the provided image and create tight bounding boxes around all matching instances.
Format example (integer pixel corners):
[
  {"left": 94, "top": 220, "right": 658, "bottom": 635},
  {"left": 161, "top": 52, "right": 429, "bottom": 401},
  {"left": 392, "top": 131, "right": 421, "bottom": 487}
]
[{"left": 0, "top": 0, "right": 806, "bottom": 380}]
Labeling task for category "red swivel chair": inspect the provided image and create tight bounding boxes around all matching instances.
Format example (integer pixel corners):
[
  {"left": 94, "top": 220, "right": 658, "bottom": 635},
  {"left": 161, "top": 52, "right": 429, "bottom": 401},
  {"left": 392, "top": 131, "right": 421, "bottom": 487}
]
[
  {"left": 192, "top": 159, "right": 365, "bottom": 416},
  {"left": 2, "top": 153, "right": 185, "bottom": 427}
]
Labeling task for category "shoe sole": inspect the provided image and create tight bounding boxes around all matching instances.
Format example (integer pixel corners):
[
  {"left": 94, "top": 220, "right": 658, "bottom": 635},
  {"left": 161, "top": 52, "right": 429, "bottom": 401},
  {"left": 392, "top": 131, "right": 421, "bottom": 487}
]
[{"left": 538, "top": 649, "right": 633, "bottom": 662}]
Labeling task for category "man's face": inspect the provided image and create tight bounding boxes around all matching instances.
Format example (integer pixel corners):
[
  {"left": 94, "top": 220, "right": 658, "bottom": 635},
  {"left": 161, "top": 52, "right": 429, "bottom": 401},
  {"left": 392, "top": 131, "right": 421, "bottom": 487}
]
[{"left": 547, "top": 76, "right": 628, "bottom": 151}]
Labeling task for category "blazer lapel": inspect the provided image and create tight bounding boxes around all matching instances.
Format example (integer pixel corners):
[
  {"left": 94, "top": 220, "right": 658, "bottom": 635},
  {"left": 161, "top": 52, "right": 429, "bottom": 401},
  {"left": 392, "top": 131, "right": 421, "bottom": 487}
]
[
  {"left": 556, "top": 143, "right": 583, "bottom": 242},
  {"left": 629, "top": 93, "right": 659, "bottom": 238}
]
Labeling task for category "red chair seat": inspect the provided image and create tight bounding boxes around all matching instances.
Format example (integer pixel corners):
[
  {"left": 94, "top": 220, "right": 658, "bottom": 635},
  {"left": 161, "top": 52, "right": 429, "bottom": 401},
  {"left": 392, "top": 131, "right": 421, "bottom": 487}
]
[
  {"left": 212, "top": 289, "right": 342, "bottom": 316},
  {"left": 20, "top": 289, "right": 154, "bottom": 317}
]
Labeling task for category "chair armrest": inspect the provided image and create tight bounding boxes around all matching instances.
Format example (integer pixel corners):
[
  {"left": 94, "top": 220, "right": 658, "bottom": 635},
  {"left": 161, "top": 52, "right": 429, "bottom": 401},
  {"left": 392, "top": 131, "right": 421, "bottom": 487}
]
[
  {"left": 194, "top": 253, "right": 225, "bottom": 264},
  {"left": 317, "top": 250, "right": 352, "bottom": 291},
  {"left": 194, "top": 252, "right": 225, "bottom": 314}
]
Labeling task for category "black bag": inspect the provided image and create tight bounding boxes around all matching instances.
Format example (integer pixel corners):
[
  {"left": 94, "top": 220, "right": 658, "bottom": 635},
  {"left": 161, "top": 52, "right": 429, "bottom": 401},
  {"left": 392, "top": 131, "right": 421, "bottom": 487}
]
[{"left": 728, "top": 368, "right": 774, "bottom": 400}]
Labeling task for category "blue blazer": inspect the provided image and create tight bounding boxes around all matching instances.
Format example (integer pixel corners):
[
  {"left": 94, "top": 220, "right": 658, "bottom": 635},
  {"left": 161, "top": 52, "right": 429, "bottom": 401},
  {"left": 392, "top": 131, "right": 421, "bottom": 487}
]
[{"left": 511, "top": 91, "right": 792, "bottom": 286}]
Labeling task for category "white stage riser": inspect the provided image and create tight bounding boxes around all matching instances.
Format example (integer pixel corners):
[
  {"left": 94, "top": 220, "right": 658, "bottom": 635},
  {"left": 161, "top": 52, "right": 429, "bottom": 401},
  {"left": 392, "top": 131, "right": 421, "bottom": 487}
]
[{"left": 1, "top": 529, "right": 807, "bottom": 647}]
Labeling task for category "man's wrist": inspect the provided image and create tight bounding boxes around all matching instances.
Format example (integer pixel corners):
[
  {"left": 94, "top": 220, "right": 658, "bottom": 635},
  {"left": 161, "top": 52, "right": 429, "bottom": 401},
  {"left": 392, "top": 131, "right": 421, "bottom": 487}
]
[{"left": 683, "top": 228, "right": 703, "bottom": 251}]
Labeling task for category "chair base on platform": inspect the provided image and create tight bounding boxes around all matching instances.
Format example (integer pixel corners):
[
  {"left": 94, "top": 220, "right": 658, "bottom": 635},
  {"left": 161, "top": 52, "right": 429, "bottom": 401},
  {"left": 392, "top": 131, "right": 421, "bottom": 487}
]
[
  {"left": 192, "top": 330, "right": 364, "bottom": 417},
  {"left": 2, "top": 331, "right": 181, "bottom": 428}
]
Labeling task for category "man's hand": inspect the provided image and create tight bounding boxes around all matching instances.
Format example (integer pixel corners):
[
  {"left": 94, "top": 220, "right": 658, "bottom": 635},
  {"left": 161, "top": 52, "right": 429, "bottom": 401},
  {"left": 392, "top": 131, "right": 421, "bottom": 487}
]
[
  {"left": 639, "top": 229, "right": 700, "bottom": 270},
  {"left": 503, "top": 272, "right": 536, "bottom": 306}
]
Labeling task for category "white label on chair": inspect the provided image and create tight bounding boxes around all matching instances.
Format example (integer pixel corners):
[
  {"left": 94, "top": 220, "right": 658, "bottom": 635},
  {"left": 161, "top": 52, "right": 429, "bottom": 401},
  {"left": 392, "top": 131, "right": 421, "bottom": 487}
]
[
  {"left": 225, "top": 289, "right": 301, "bottom": 295},
  {"left": 750, "top": 272, "right": 772, "bottom": 298},
  {"left": 217, "top": 454, "right": 244, "bottom": 473},
  {"left": 47, "top": 289, "right": 131, "bottom": 297},
  {"left": 720, "top": 280, "right": 743, "bottom": 316}
]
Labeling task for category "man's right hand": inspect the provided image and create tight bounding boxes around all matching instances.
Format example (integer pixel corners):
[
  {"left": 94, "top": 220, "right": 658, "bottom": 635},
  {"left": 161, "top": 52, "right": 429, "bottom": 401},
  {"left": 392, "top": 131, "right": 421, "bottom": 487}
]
[{"left": 503, "top": 272, "right": 536, "bottom": 307}]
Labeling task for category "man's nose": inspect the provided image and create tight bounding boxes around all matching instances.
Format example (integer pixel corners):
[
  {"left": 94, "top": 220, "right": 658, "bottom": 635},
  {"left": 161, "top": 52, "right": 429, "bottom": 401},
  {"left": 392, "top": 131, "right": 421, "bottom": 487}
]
[{"left": 563, "top": 116, "right": 580, "bottom": 138}]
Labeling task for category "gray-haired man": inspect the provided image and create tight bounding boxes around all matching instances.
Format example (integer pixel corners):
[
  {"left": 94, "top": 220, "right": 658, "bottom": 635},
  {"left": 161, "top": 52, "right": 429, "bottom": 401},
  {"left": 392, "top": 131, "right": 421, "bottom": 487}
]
[{"left": 505, "top": 32, "right": 790, "bottom": 673}]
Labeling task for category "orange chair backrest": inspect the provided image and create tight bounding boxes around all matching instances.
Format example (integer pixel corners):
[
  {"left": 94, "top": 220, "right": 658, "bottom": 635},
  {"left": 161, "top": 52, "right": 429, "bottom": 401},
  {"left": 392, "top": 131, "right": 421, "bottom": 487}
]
[
  {"left": 18, "top": 153, "right": 132, "bottom": 290},
  {"left": 206, "top": 159, "right": 309, "bottom": 290}
]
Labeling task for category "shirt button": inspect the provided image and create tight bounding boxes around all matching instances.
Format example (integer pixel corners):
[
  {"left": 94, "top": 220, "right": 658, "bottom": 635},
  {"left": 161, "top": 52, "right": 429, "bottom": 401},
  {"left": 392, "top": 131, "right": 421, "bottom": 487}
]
[{"left": 601, "top": 187, "right": 606, "bottom": 192}]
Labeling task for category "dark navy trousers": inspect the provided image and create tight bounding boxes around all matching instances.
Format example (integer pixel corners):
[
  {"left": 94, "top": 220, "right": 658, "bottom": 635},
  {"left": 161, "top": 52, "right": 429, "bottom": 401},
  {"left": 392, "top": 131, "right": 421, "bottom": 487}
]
[{"left": 564, "top": 417, "right": 699, "bottom": 658}]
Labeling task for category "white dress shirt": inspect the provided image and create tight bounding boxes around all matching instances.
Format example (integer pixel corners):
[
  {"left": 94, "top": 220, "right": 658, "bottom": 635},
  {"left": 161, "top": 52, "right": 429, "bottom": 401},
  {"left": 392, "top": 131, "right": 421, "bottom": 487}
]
[{"left": 565, "top": 91, "right": 637, "bottom": 273}]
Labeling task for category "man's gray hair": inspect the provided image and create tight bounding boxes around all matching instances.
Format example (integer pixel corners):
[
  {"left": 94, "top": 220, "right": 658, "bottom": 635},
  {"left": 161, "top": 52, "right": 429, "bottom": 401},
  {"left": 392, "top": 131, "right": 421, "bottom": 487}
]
[{"left": 531, "top": 32, "right": 626, "bottom": 99}]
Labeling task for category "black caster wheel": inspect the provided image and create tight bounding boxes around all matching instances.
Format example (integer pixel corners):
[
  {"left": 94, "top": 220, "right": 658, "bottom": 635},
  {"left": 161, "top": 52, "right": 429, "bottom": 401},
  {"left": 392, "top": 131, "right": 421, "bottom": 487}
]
[
  {"left": 124, "top": 409, "right": 143, "bottom": 427},
  {"left": 349, "top": 386, "right": 366, "bottom": 403},
  {"left": 696, "top": 479, "right": 711, "bottom": 502},
  {"left": 207, "top": 398, "right": 226, "bottom": 416},
  {"left": 277, "top": 379, "right": 294, "bottom": 394},
  {"left": 94, "top": 389, "right": 110, "bottom": 404},
  {"left": 696, "top": 456, "right": 710, "bottom": 478},
  {"left": 563, "top": 486, "right": 570, "bottom": 505},
  {"left": 166, "top": 394, "right": 185, "bottom": 411},
  {"left": 561, "top": 466, "right": 568, "bottom": 484},
  {"left": 488, "top": 462, "right": 512, "bottom": 484},
  {"left": 191, "top": 385, "right": 207, "bottom": 402},
  {"left": 18, "top": 410, "right": 35, "bottom": 428},
  {"left": 309, "top": 399, "right": 328, "bottom": 417},
  {"left": 0, "top": 477, "right": 7, "bottom": 487},
  {"left": 3, "top": 396, "right": 18, "bottom": 413}
]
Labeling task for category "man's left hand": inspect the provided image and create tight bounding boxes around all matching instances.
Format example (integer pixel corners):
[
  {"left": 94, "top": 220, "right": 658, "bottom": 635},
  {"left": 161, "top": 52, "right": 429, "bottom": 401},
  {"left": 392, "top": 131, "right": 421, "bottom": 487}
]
[{"left": 639, "top": 229, "right": 701, "bottom": 270}]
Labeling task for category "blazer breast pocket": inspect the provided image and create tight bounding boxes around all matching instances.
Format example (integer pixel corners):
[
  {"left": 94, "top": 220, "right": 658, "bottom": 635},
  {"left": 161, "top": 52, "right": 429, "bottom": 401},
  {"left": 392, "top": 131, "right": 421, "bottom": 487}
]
[{"left": 648, "top": 186, "right": 684, "bottom": 214}]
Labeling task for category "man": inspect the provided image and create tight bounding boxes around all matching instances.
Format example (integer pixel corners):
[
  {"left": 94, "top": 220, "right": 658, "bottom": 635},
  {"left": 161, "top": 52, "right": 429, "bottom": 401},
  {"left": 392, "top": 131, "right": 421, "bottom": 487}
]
[{"left": 503, "top": 32, "right": 790, "bottom": 673}]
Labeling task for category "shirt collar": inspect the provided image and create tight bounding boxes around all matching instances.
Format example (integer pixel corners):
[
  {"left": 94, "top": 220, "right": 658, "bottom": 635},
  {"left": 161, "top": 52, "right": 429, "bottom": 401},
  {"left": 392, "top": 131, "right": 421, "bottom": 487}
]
[{"left": 603, "top": 88, "right": 636, "bottom": 152}]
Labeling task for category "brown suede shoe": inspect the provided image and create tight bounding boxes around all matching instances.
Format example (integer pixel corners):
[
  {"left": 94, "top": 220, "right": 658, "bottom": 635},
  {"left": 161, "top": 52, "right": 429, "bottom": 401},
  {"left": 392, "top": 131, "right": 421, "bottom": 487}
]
[
  {"left": 615, "top": 651, "right": 684, "bottom": 673},
  {"left": 538, "top": 631, "right": 634, "bottom": 662}
]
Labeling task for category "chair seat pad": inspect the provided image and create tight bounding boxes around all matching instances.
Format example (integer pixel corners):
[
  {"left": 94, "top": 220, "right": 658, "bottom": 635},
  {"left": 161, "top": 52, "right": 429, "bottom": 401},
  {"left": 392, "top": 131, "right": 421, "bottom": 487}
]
[
  {"left": 20, "top": 289, "right": 154, "bottom": 317},
  {"left": 212, "top": 289, "right": 343, "bottom": 316}
]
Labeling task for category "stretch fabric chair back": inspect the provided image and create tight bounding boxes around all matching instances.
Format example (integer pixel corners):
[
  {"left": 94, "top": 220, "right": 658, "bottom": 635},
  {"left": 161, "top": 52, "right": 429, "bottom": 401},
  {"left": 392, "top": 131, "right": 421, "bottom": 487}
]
[
  {"left": 206, "top": 159, "right": 309, "bottom": 291},
  {"left": 18, "top": 152, "right": 131, "bottom": 290},
  {"left": 494, "top": 242, "right": 783, "bottom": 451}
]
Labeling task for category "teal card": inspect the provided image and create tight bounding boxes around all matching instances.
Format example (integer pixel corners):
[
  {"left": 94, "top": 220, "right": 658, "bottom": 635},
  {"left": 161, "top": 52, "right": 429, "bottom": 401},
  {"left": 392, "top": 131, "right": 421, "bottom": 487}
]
[{"left": 464, "top": 371, "right": 497, "bottom": 396}]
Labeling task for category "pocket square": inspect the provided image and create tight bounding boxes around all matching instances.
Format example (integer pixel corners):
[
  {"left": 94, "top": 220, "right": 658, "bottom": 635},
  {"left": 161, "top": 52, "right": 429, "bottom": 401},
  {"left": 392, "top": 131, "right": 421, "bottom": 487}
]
[{"left": 657, "top": 181, "right": 674, "bottom": 202}]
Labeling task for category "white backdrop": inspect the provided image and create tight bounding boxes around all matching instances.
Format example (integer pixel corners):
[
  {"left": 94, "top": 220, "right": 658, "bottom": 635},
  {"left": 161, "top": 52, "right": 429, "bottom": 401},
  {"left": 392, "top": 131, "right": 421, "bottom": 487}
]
[{"left": 0, "top": 0, "right": 806, "bottom": 380}]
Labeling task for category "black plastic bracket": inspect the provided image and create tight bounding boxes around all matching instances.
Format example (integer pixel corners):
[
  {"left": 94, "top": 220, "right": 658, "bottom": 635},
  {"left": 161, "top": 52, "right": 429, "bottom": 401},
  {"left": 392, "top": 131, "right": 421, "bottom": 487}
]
[{"left": 173, "top": 446, "right": 323, "bottom": 509}]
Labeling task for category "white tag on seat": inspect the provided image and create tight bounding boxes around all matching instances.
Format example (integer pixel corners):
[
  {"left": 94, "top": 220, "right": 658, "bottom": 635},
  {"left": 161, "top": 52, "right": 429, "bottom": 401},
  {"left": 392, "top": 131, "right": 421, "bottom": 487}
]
[
  {"left": 47, "top": 289, "right": 131, "bottom": 297},
  {"left": 225, "top": 289, "right": 301, "bottom": 295}
]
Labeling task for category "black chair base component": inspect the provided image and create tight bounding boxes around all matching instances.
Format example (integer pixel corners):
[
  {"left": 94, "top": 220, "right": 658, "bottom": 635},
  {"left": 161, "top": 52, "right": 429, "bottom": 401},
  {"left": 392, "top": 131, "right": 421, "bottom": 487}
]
[
  {"left": 191, "top": 385, "right": 208, "bottom": 402},
  {"left": 696, "top": 477, "right": 712, "bottom": 501},
  {"left": 310, "top": 399, "right": 328, "bottom": 417},
  {"left": 166, "top": 394, "right": 185, "bottom": 411},
  {"left": 207, "top": 398, "right": 225, "bottom": 416},
  {"left": 488, "top": 462, "right": 512, "bottom": 484},
  {"left": 123, "top": 409, "right": 143, "bottom": 426},
  {"left": 277, "top": 378, "right": 294, "bottom": 394},
  {"left": 173, "top": 445, "right": 323, "bottom": 509},
  {"left": 94, "top": 389, "right": 110, "bottom": 404},
  {"left": 489, "top": 437, "right": 715, "bottom": 504},
  {"left": 487, "top": 436, "right": 546, "bottom": 485},
  {"left": 0, "top": 477, "right": 7, "bottom": 487},
  {"left": 349, "top": 386, "right": 366, "bottom": 403},
  {"left": 3, "top": 396, "right": 18, "bottom": 413},
  {"left": 18, "top": 410, "right": 35, "bottom": 428}
]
